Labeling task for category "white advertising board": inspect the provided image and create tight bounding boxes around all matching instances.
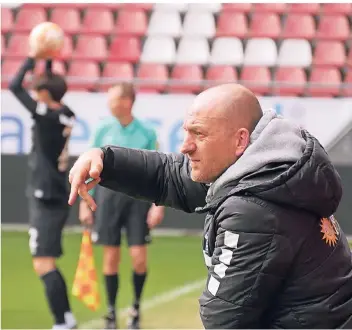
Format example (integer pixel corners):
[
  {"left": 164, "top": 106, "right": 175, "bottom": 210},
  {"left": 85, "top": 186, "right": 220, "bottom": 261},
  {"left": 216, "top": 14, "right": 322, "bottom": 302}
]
[{"left": 1, "top": 90, "right": 352, "bottom": 155}]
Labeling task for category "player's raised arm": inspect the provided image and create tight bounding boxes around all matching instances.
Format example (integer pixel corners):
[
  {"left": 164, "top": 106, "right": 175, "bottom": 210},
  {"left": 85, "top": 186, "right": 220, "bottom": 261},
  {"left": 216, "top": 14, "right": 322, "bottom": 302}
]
[
  {"left": 8, "top": 55, "right": 37, "bottom": 114},
  {"left": 69, "top": 146, "right": 208, "bottom": 214}
]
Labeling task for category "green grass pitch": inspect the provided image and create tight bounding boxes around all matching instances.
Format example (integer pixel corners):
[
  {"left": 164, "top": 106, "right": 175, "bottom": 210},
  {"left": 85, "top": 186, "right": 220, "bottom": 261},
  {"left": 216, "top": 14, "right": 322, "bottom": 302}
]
[
  {"left": 1, "top": 231, "right": 206, "bottom": 329},
  {"left": 2, "top": 231, "right": 351, "bottom": 329}
]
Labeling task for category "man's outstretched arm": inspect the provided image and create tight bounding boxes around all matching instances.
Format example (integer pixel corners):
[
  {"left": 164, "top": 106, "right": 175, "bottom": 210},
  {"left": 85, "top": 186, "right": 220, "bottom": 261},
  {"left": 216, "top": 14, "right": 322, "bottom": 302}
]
[
  {"left": 69, "top": 146, "right": 208, "bottom": 214},
  {"left": 100, "top": 146, "right": 208, "bottom": 213}
]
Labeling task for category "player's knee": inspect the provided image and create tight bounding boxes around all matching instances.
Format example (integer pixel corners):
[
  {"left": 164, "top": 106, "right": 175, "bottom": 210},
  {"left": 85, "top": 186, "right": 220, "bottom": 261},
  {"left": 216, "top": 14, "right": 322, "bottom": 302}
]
[
  {"left": 103, "top": 246, "right": 120, "bottom": 274},
  {"left": 32, "top": 257, "right": 56, "bottom": 276},
  {"left": 130, "top": 246, "right": 147, "bottom": 273}
]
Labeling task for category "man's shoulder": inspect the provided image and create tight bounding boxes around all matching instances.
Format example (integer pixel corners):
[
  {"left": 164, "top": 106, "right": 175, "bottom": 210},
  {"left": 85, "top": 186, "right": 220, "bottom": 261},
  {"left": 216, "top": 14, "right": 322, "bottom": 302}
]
[
  {"left": 217, "top": 195, "right": 277, "bottom": 231},
  {"left": 135, "top": 119, "right": 156, "bottom": 137},
  {"left": 95, "top": 117, "right": 116, "bottom": 131}
]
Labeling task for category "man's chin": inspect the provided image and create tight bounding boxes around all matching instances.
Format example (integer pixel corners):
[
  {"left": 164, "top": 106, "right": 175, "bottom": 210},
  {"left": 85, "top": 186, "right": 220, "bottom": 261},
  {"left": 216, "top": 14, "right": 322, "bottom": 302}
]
[{"left": 191, "top": 170, "right": 209, "bottom": 184}]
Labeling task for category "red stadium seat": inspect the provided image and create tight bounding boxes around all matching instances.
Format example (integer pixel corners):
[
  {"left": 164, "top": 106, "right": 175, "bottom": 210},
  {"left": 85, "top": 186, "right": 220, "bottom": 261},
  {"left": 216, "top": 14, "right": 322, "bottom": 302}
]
[
  {"left": 321, "top": 3, "right": 352, "bottom": 14},
  {"left": 274, "top": 68, "right": 306, "bottom": 96},
  {"left": 108, "top": 37, "right": 141, "bottom": 63},
  {"left": 307, "top": 68, "right": 341, "bottom": 97},
  {"left": 313, "top": 41, "right": 345, "bottom": 68},
  {"left": 240, "top": 67, "right": 271, "bottom": 95},
  {"left": 67, "top": 61, "right": 100, "bottom": 90},
  {"left": 341, "top": 71, "right": 352, "bottom": 97},
  {"left": 216, "top": 12, "right": 248, "bottom": 38},
  {"left": 14, "top": 8, "right": 46, "bottom": 32},
  {"left": 1, "top": 59, "right": 29, "bottom": 88},
  {"left": 99, "top": 62, "right": 134, "bottom": 91},
  {"left": 249, "top": 13, "right": 281, "bottom": 38},
  {"left": 72, "top": 36, "right": 107, "bottom": 61},
  {"left": 137, "top": 64, "right": 168, "bottom": 93},
  {"left": 81, "top": 9, "right": 114, "bottom": 35},
  {"left": 287, "top": 3, "right": 320, "bottom": 14},
  {"left": 51, "top": 8, "right": 81, "bottom": 34},
  {"left": 5, "top": 33, "right": 29, "bottom": 59},
  {"left": 222, "top": 3, "right": 252, "bottom": 13},
  {"left": 168, "top": 65, "right": 203, "bottom": 94},
  {"left": 316, "top": 15, "right": 350, "bottom": 41},
  {"left": 34, "top": 60, "right": 66, "bottom": 76},
  {"left": 120, "top": 3, "right": 153, "bottom": 10},
  {"left": 56, "top": 36, "right": 73, "bottom": 61},
  {"left": 206, "top": 66, "right": 238, "bottom": 87},
  {"left": 1, "top": 8, "right": 14, "bottom": 33},
  {"left": 253, "top": 3, "right": 287, "bottom": 13},
  {"left": 114, "top": 10, "right": 147, "bottom": 36},
  {"left": 282, "top": 14, "right": 315, "bottom": 39}
]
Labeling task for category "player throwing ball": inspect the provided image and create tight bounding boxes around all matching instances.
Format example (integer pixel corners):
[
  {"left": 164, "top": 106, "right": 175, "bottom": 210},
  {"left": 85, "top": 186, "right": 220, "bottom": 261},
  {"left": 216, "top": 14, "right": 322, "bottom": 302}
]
[
  {"left": 79, "top": 83, "right": 165, "bottom": 329},
  {"left": 9, "top": 39, "right": 77, "bottom": 328}
]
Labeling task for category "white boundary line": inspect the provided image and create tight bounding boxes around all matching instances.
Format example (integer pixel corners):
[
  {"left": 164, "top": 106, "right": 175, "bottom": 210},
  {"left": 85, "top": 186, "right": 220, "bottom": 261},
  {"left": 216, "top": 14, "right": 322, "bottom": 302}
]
[{"left": 79, "top": 279, "right": 206, "bottom": 329}]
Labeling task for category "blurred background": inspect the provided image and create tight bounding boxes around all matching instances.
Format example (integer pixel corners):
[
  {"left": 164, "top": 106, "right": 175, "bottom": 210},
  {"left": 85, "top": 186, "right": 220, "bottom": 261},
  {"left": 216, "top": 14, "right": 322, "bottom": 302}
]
[{"left": 1, "top": 2, "right": 352, "bottom": 329}]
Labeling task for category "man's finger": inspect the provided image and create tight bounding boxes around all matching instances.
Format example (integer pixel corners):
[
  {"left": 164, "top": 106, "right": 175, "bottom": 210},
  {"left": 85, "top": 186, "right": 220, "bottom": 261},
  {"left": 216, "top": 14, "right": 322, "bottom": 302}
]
[
  {"left": 79, "top": 185, "right": 97, "bottom": 212},
  {"left": 89, "top": 161, "right": 103, "bottom": 179},
  {"left": 68, "top": 172, "right": 86, "bottom": 206}
]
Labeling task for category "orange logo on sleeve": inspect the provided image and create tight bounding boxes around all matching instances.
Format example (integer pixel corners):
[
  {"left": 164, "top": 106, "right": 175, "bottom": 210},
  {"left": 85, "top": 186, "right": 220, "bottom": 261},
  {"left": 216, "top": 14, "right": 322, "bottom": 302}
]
[{"left": 320, "top": 217, "right": 339, "bottom": 247}]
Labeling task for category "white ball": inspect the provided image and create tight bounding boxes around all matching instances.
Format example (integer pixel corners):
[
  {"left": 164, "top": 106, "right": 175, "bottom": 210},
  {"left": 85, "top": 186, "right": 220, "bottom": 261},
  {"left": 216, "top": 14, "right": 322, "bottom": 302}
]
[{"left": 29, "top": 22, "right": 64, "bottom": 58}]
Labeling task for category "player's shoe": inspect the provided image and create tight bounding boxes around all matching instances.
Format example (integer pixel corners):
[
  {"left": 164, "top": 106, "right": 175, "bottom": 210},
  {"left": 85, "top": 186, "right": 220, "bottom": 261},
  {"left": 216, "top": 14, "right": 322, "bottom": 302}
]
[
  {"left": 65, "top": 312, "right": 77, "bottom": 329},
  {"left": 104, "top": 311, "right": 117, "bottom": 329},
  {"left": 127, "top": 307, "right": 140, "bottom": 330}
]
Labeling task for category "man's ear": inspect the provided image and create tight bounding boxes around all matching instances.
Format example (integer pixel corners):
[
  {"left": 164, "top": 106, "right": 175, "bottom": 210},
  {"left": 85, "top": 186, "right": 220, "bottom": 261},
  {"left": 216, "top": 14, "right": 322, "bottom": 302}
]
[{"left": 235, "top": 128, "right": 250, "bottom": 157}]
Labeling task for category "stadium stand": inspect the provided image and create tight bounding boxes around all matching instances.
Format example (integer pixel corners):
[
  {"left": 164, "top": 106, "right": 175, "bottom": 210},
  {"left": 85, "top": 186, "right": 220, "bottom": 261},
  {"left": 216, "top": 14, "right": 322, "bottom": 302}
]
[{"left": 1, "top": 3, "right": 351, "bottom": 96}]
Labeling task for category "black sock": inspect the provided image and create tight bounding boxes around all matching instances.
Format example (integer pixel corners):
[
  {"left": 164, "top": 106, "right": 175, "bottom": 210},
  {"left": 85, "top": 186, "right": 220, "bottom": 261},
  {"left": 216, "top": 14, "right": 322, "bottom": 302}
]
[
  {"left": 41, "top": 269, "right": 70, "bottom": 325},
  {"left": 56, "top": 269, "right": 71, "bottom": 313},
  {"left": 133, "top": 271, "right": 147, "bottom": 310},
  {"left": 104, "top": 273, "right": 119, "bottom": 314}
]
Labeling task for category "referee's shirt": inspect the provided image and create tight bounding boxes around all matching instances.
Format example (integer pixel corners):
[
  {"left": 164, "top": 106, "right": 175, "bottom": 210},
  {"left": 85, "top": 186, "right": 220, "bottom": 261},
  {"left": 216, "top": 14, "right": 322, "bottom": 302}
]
[{"left": 89, "top": 116, "right": 157, "bottom": 200}]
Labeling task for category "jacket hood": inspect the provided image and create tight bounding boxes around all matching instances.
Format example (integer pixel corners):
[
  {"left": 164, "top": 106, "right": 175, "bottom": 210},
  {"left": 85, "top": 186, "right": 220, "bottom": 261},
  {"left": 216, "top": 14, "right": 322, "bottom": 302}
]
[{"left": 206, "top": 110, "right": 342, "bottom": 218}]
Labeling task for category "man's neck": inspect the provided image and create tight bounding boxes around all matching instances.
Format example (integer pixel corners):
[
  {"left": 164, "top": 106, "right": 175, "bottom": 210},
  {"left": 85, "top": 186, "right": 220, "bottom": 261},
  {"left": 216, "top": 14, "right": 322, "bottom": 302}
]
[{"left": 117, "top": 115, "right": 134, "bottom": 127}]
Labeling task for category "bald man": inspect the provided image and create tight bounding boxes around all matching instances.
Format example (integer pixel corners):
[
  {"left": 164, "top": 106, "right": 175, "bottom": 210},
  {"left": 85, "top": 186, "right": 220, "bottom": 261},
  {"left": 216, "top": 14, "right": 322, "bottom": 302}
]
[{"left": 68, "top": 84, "right": 352, "bottom": 329}]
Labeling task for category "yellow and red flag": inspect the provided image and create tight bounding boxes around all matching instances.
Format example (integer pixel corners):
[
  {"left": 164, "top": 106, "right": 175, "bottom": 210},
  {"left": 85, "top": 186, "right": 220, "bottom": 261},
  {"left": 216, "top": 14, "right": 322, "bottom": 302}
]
[{"left": 72, "top": 230, "right": 100, "bottom": 311}]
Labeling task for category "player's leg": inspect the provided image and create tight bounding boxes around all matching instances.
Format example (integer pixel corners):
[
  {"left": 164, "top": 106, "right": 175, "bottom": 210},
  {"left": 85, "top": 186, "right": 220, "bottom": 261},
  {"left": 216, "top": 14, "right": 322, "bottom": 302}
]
[
  {"left": 125, "top": 201, "right": 152, "bottom": 330},
  {"left": 92, "top": 188, "right": 126, "bottom": 329},
  {"left": 102, "top": 245, "right": 121, "bottom": 329},
  {"left": 28, "top": 197, "right": 76, "bottom": 329}
]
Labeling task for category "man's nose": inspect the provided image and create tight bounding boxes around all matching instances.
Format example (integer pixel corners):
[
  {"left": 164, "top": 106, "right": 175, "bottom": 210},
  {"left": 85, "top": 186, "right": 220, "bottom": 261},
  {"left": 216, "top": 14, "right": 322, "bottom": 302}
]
[{"left": 180, "top": 139, "right": 196, "bottom": 154}]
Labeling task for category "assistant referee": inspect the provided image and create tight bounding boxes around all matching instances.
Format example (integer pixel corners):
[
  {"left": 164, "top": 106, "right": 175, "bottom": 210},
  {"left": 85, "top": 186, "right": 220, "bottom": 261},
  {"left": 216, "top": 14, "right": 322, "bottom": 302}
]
[{"left": 79, "top": 83, "right": 165, "bottom": 330}]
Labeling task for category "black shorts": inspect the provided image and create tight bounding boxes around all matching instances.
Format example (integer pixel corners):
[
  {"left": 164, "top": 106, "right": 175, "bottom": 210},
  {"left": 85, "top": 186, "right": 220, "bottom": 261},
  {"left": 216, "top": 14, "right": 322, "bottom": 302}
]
[
  {"left": 28, "top": 197, "right": 69, "bottom": 258},
  {"left": 92, "top": 186, "right": 152, "bottom": 247}
]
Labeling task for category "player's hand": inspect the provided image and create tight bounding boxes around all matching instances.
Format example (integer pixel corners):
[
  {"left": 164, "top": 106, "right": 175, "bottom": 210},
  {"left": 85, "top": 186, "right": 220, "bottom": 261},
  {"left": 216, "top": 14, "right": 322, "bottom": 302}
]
[
  {"left": 68, "top": 148, "right": 104, "bottom": 211},
  {"left": 79, "top": 200, "right": 94, "bottom": 226},
  {"left": 28, "top": 43, "right": 48, "bottom": 59},
  {"left": 147, "top": 205, "right": 165, "bottom": 229}
]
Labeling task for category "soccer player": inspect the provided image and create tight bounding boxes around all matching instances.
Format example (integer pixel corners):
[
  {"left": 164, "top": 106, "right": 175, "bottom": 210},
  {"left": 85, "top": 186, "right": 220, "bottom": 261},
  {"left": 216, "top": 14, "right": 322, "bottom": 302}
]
[
  {"left": 9, "top": 46, "right": 77, "bottom": 329},
  {"left": 79, "top": 83, "right": 165, "bottom": 330}
]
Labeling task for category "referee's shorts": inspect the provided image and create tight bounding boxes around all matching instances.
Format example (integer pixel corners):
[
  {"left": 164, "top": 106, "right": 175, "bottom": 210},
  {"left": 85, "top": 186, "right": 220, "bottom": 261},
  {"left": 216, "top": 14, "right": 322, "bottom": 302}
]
[{"left": 92, "top": 186, "right": 152, "bottom": 247}]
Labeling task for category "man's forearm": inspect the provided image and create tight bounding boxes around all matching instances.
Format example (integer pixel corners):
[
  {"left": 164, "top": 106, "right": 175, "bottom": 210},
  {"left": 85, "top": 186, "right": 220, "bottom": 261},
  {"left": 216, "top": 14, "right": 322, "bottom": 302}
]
[
  {"left": 100, "top": 146, "right": 165, "bottom": 205},
  {"left": 8, "top": 57, "right": 37, "bottom": 113},
  {"left": 9, "top": 57, "right": 35, "bottom": 91}
]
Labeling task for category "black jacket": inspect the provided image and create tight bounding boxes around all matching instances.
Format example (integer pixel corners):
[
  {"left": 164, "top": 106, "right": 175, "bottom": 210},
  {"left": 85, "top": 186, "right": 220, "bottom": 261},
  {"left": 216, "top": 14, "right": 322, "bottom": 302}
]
[{"left": 99, "top": 110, "right": 352, "bottom": 329}]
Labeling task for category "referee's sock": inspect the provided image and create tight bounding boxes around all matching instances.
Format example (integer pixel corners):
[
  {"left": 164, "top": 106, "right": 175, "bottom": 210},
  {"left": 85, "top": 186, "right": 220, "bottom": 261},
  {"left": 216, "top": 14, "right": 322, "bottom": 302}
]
[
  {"left": 104, "top": 273, "right": 119, "bottom": 315},
  {"left": 132, "top": 271, "right": 147, "bottom": 310},
  {"left": 41, "top": 269, "right": 70, "bottom": 326}
]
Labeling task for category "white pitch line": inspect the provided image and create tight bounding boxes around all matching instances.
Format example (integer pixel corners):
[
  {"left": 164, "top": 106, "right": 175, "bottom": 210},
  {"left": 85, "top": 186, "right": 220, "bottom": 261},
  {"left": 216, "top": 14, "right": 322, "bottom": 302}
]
[{"left": 79, "top": 278, "right": 206, "bottom": 329}]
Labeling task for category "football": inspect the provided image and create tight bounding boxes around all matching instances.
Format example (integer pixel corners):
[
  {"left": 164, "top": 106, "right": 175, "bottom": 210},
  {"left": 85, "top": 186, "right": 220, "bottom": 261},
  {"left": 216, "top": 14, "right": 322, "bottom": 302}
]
[{"left": 29, "top": 22, "right": 64, "bottom": 58}]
